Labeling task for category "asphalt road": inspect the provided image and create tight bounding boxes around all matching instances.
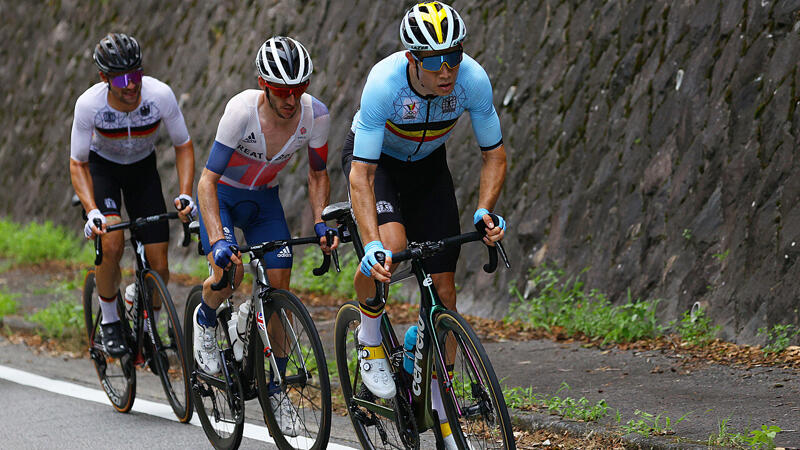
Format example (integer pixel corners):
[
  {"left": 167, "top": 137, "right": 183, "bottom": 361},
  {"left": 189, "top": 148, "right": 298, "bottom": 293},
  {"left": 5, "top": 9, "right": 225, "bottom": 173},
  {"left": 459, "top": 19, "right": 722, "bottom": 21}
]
[{"left": 0, "top": 336, "right": 364, "bottom": 450}]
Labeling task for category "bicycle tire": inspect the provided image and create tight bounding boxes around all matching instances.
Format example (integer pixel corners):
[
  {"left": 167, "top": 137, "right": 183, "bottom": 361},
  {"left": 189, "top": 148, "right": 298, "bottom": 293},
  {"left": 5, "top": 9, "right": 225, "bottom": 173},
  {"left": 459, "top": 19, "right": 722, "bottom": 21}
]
[
  {"left": 82, "top": 269, "right": 136, "bottom": 412},
  {"left": 255, "top": 289, "right": 332, "bottom": 450},
  {"left": 433, "top": 310, "right": 516, "bottom": 450},
  {"left": 185, "top": 286, "right": 245, "bottom": 449},
  {"left": 141, "top": 270, "right": 192, "bottom": 422},
  {"left": 334, "top": 301, "right": 417, "bottom": 449}
]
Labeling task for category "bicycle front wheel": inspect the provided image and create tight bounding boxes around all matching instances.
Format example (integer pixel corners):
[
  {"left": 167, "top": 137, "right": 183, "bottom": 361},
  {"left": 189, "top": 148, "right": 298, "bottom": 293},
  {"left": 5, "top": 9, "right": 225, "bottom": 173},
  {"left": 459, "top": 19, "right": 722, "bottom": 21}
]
[
  {"left": 185, "top": 286, "right": 244, "bottom": 449},
  {"left": 82, "top": 269, "right": 136, "bottom": 412},
  {"left": 334, "top": 301, "right": 416, "bottom": 450},
  {"left": 256, "top": 289, "right": 331, "bottom": 450},
  {"left": 434, "top": 310, "right": 516, "bottom": 450},
  {"left": 141, "top": 270, "right": 192, "bottom": 422}
]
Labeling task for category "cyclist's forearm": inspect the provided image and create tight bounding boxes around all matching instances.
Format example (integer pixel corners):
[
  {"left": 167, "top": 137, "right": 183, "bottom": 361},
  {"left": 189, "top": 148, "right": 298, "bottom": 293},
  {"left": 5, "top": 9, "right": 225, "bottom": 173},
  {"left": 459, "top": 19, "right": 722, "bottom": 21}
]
[
  {"left": 349, "top": 163, "right": 381, "bottom": 243},
  {"left": 477, "top": 144, "right": 507, "bottom": 211},
  {"left": 307, "top": 168, "right": 330, "bottom": 223},
  {"left": 198, "top": 169, "right": 225, "bottom": 243},
  {"left": 174, "top": 140, "right": 196, "bottom": 196},
  {"left": 69, "top": 158, "right": 98, "bottom": 211}
]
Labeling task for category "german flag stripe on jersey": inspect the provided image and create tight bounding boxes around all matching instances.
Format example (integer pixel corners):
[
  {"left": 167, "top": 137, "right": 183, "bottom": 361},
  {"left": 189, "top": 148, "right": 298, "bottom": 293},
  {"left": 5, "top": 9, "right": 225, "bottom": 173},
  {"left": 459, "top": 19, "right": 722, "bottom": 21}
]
[
  {"left": 95, "top": 119, "right": 162, "bottom": 139},
  {"left": 385, "top": 117, "right": 458, "bottom": 142}
]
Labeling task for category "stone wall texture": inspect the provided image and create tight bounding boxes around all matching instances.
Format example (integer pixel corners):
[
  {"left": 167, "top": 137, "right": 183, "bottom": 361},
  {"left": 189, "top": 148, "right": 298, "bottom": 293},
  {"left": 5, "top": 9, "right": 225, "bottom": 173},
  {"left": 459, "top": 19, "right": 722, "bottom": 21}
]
[{"left": 3, "top": 0, "right": 800, "bottom": 343}]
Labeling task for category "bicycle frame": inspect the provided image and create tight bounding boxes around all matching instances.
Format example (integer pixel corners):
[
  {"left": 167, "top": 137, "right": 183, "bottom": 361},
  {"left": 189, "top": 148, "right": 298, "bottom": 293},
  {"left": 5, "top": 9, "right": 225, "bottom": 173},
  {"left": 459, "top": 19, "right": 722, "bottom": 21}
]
[
  {"left": 200, "top": 233, "right": 334, "bottom": 397},
  {"left": 323, "top": 200, "right": 507, "bottom": 435}
]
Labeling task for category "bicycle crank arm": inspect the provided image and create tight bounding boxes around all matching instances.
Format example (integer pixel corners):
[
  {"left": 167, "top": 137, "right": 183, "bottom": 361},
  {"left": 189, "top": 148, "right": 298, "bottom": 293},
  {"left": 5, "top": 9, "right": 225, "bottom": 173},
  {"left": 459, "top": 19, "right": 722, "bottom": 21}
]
[{"left": 351, "top": 397, "right": 396, "bottom": 421}]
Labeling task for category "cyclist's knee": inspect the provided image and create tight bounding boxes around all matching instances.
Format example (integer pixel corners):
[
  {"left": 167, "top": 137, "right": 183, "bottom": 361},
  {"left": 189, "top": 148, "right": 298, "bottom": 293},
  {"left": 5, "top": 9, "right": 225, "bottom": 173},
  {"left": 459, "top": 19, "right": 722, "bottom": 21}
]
[{"left": 432, "top": 273, "right": 457, "bottom": 309}]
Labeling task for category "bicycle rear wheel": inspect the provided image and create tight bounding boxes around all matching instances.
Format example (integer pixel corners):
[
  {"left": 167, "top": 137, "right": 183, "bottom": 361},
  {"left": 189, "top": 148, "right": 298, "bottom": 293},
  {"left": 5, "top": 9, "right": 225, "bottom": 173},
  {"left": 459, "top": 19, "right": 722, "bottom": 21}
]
[
  {"left": 334, "top": 301, "right": 417, "bottom": 449},
  {"left": 256, "top": 289, "right": 331, "bottom": 450},
  {"left": 82, "top": 269, "right": 136, "bottom": 412},
  {"left": 185, "top": 286, "right": 244, "bottom": 449},
  {"left": 434, "top": 311, "right": 515, "bottom": 449},
  {"left": 142, "top": 270, "right": 192, "bottom": 422}
]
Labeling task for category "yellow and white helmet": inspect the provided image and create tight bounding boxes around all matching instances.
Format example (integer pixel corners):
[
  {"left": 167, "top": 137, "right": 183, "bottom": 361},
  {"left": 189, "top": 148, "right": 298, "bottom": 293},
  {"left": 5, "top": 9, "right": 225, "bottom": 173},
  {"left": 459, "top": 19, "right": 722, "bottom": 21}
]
[{"left": 400, "top": 2, "right": 467, "bottom": 52}]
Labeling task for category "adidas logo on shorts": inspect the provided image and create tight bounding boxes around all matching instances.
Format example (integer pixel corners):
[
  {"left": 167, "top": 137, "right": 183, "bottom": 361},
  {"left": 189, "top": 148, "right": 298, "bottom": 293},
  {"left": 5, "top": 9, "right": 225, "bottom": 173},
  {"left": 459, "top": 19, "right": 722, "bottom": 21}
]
[{"left": 277, "top": 246, "right": 292, "bottom": 258}]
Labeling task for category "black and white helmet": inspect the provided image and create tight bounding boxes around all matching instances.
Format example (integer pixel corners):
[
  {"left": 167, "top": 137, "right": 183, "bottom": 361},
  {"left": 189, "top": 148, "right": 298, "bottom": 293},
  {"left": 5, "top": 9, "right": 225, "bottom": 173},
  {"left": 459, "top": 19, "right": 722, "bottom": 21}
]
[
  {"left": 93, "top": 33, "right": 142, "bottom": 74},
  {"left": 255, "top": 36, "right": 313, "bottom": 85},
  {"left": 400, "top": 2, "right": 467, "bottom": 52}
]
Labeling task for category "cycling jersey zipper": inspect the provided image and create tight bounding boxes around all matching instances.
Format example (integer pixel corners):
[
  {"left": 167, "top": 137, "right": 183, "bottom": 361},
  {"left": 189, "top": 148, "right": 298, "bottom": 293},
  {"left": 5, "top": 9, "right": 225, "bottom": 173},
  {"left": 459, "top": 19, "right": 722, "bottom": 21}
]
[{"left": 408, "top": 97, "right": 432, "bottom": 162}]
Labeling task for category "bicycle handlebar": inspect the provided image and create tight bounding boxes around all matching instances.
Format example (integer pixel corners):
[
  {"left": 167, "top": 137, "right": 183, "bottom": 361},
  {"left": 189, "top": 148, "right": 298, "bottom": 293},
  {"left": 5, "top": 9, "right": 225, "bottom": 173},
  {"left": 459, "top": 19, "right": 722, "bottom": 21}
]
[
  {"left": 210, "top": 233, "right": 338, "bottom": 291},
  {"left": 92, "top": 211, "right": 189, "bottom": 266}
]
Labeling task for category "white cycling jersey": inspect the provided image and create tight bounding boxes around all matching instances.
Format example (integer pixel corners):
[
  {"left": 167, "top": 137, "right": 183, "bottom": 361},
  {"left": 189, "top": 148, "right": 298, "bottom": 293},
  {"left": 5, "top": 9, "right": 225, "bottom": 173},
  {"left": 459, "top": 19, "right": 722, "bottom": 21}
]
[{"left": 70, "top": 76, "right": 190, "bottom": 165}]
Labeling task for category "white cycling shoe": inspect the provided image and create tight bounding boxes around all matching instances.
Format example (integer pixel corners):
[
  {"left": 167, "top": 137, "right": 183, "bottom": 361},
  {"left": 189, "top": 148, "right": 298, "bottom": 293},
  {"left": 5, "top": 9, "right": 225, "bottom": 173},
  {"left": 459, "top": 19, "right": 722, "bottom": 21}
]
[
  {"left": 270, "top": 393, "right": 301, "bottom": 437},
  {"left": 358, "top": 344, "right": 396, "bottom": 399},
  {"left": 193, "top": 305, "right": 222, "bottom": 375}
]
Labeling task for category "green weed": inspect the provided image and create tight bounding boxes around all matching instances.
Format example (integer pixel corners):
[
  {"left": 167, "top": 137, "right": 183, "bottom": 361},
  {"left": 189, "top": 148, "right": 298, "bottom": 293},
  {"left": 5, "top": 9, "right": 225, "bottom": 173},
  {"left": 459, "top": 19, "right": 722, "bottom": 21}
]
[
  {"left": 503, "top": 382, "right": 608, "bottom": 422},
  {"left": 0, "top": 290, "right": 19, "bottom": 318},
  {"left": 757, "top": 324, "right": 800, "bottom": 354},
  {"left": 26, "top": 299, "right": 84, "bottom": 339},
  {"left": 507, "top": 265, "right": 662, "bottom": 344},
  {"left": 670, "top": 305, "right": 720, "bottom": 346},
  {"left": 745, "top": 425, "right": 781, "bottom": 449},
  {"left": 0, "top": 218, "right": 94, "bottom": 265},
  {"left": 707, "top": 418, "right": 747, "bottom": 447},
  {"left": 620, "top": 409, "right": 689, "bottom": 436}
]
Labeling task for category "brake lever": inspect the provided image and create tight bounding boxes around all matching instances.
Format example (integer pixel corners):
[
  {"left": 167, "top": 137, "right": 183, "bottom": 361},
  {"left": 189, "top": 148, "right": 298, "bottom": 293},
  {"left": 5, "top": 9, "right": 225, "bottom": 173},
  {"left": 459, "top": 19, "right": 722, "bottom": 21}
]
[
  {"left": 326, "top": 229, "right": 341, "bottom": 272},
  {"left": 496, "top": 241, "right": 511, "bottom": 269},
  {"left": 210, "top": 245, "right": 238, "bottom": 291},
  {"left": 178, "top": 198, "right": 191, "bottom": 247},
  {"left": 93, "top": 218, "right": 103, "bottom": 266}
]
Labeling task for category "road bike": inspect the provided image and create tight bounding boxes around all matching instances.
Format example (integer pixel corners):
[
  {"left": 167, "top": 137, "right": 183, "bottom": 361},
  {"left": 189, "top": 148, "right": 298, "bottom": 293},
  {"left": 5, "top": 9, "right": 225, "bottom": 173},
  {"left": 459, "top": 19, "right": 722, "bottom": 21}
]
[
  {"left": 184, "top": 224, "right": 337, "bottom": 449},
  {"left": 77, "top": 197, "right": 193, "bottom": 422},
  {"left": 322, "top": 201, "right": 516, "bottom": 450}
]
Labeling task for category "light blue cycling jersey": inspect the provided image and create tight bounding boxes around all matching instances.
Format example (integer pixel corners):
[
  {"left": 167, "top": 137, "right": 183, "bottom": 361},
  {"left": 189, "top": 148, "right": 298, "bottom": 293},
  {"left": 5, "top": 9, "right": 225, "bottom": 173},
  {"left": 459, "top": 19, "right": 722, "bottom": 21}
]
[{"left": 351, "top": 51, "right": 502, "bottom": 163}]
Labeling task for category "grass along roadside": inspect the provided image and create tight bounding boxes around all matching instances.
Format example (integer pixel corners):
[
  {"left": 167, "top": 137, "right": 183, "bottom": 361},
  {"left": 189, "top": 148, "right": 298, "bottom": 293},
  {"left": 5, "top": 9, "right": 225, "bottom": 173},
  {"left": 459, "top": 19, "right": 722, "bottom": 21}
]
[
  {"left": 0, "top": 289, "right": 20, "bottom": 318},
  {"left": 0, "top": 218, "right": 94, "bottom": 266}
]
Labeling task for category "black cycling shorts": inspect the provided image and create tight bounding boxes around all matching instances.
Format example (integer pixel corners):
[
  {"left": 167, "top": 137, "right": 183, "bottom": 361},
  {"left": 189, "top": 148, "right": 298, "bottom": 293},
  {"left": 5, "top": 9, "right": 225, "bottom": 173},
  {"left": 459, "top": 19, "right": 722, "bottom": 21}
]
[
  {"left": 89, "top": 151, "right": 169, "bottom": 244},
  {"left": 342, "top": 130, "right": 460, "bottom": 274}
]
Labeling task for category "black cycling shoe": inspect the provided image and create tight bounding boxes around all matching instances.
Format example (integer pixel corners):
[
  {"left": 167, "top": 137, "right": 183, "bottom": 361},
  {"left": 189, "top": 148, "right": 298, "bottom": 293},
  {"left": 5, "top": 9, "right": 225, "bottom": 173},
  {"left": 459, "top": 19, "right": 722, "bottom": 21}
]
[{"left": 100, "top": 320, "right": 129, "bottom": 357}]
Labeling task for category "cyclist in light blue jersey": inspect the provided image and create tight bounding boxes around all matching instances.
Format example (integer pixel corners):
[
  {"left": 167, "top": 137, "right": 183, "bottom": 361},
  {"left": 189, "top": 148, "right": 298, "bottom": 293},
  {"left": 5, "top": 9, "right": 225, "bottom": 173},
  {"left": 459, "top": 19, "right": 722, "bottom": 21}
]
[{"left": 341, "top": 3, "right": 507, "bottom": 449}]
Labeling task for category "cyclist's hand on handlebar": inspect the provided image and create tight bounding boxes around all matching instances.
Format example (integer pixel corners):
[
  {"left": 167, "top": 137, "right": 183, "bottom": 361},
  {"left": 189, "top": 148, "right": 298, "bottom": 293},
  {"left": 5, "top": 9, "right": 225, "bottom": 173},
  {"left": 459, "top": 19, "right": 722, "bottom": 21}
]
[
  {"left": 84, "top": 209, "right": 107, "bottom": 239},
  {"left": 174, "top": 194, "right": 197, "bottom": 222},
  {"left": 474, "top": 208, "right": 506, "bottom": 246},
  {"left": 361, "top": 240, "right": 392, "bottom": 282},
  {"left": 314, "top": 222, "right": 339, "bottom": 254},
  {"left": 210, "top": 239, "right": 241, "bottom": 269}
]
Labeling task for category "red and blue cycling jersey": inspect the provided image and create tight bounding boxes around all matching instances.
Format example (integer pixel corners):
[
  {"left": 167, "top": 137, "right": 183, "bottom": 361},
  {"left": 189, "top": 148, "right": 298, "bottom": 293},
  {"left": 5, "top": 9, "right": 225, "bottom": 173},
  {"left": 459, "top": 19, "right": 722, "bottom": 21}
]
[
  {"left": 205, "top": 90, "right": 330, "bottom": 189},
  {"left": 351, "top": 51, "right": 502, "bottom": 163}
]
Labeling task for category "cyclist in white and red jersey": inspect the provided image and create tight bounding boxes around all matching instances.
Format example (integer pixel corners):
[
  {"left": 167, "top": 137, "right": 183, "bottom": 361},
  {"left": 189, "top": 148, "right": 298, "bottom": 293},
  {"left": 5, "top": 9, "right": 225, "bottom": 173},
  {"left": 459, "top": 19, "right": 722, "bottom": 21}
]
[
  {"left": 70, "top": 33, "right": 196, "bottom": 357},
  {"left": 194, "top": 36, "right": 337, "bottom": 436},
  {"left": 344, "top": 4, "right": 507, "bottom": 448}
]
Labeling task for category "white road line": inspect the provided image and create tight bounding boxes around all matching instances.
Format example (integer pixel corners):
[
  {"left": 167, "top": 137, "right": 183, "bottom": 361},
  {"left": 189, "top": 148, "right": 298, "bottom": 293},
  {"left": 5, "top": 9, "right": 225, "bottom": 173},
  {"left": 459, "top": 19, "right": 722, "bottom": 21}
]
[{"left": 0, "top": 364, "right": 355, "bottom": 450}]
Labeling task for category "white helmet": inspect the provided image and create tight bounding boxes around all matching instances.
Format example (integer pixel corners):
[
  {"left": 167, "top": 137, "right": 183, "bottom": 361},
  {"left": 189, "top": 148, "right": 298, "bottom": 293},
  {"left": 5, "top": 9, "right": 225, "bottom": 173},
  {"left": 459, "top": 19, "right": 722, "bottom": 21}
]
[
  {"left": 400, "top": 2, "right": 467, "bottom": 52},
  {"left": 254, "top": 36, "right": 313, "bottom": 84}
]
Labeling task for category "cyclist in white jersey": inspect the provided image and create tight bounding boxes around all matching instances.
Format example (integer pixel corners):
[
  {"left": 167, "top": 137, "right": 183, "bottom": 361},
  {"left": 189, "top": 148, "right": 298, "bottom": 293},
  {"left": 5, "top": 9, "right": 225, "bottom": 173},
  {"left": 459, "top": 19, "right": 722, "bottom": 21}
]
[
  {"left": 70, "top": 33, "right": 196, "bottom": 357},
  {"left": 345, "top": 4, "right": 507, "bottom": 449},
  {"left": 193, "top": 36, "right": 338, "bottom": 436}
]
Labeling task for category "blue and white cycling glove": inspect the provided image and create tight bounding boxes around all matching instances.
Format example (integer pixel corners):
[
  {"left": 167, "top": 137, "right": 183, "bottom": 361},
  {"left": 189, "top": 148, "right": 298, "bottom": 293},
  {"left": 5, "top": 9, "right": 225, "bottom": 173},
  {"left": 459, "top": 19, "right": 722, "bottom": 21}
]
[
  {"left": 360, "top": 240, "right": 392, "bottom": 277},
  {"left": 473, "top": 208, "right": 506, "bottom": 231},
  {"left": 314, "top": 222, "right": 337, "bottom": 240},
  {"left": 174, "top": 194, "right": 197, "bottom": 219},
  {"left": 84, "top": 209, "right": 106, "bottom": 239},
  {"left": 210, "top": 240, "right": 234, "bottom": 269}
]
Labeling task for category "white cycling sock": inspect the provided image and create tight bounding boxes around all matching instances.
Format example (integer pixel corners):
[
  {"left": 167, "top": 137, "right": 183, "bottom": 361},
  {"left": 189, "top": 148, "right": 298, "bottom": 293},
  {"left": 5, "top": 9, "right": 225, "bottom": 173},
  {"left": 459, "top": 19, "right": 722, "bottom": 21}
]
[
  {"left": 99, "top": 294, "right": 120, "bottom": 324},
  {"left": 358, "top": 304, "right": 384, "bottom": 346}
]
